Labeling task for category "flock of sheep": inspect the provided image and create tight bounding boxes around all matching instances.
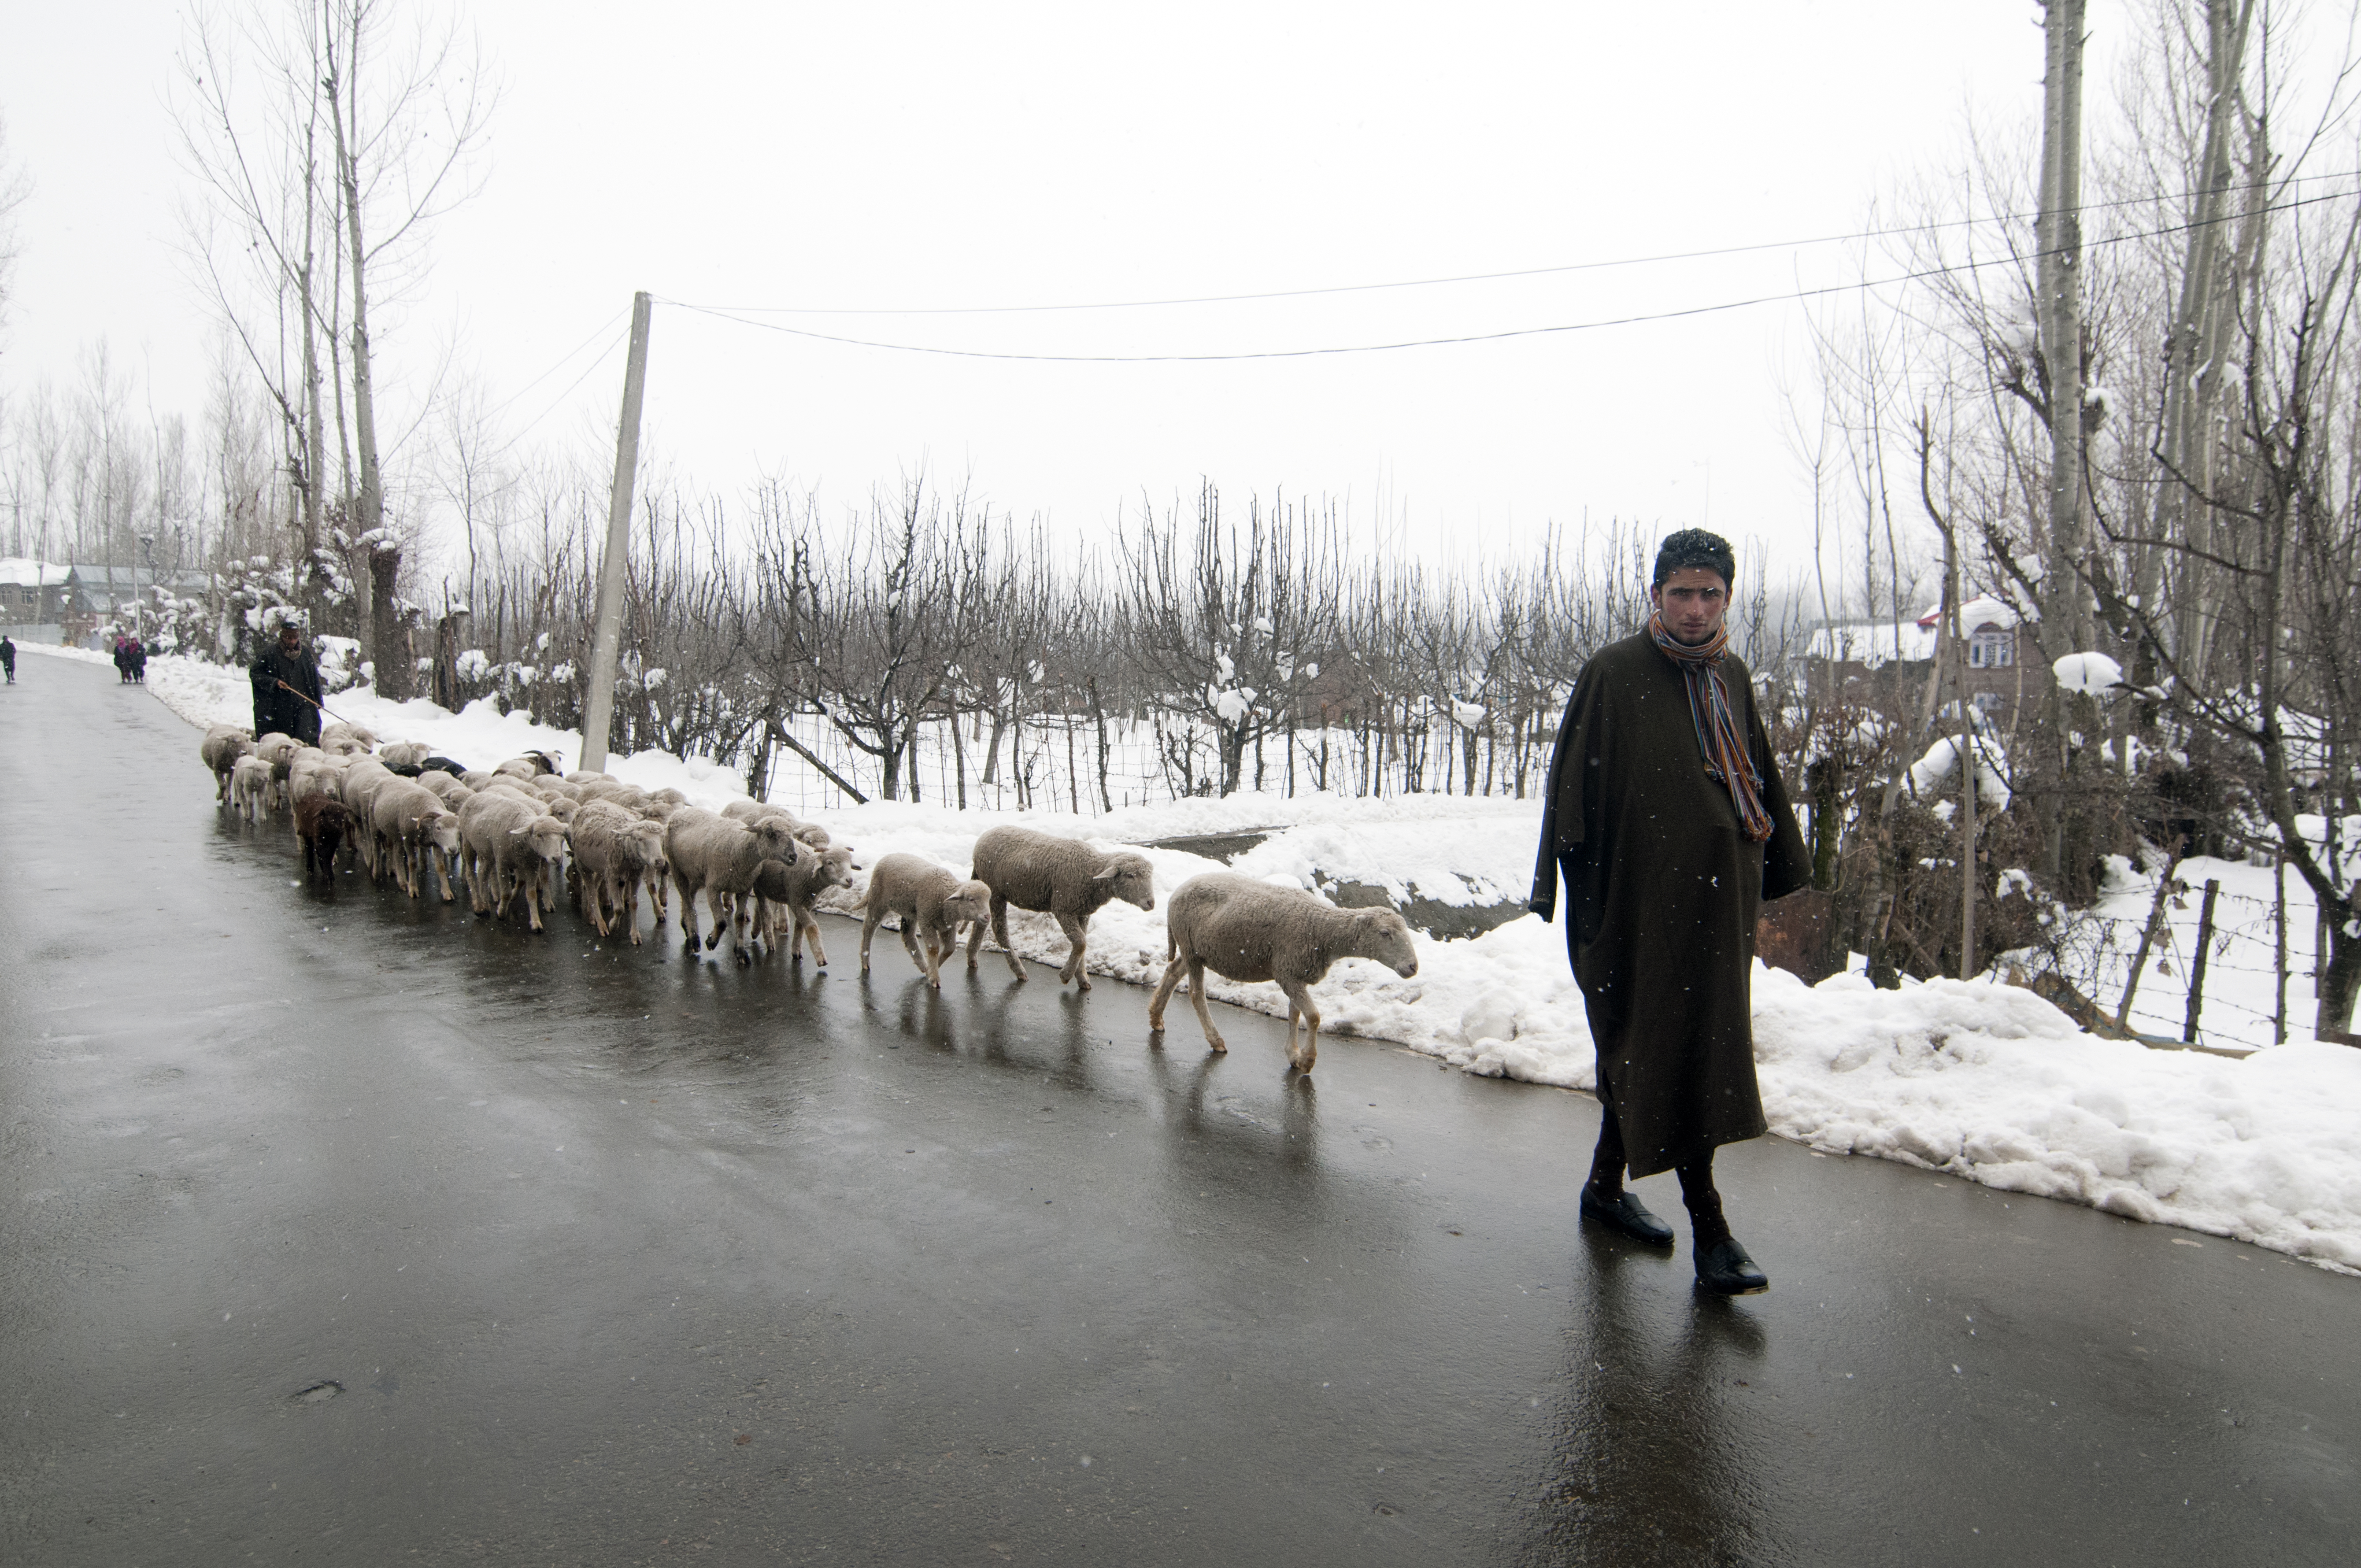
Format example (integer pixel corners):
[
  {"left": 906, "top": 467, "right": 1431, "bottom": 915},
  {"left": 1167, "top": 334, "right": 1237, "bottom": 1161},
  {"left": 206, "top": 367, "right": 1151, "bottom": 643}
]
[{"left": 197, "top": 721, "right": 1420, "bottom": 1071}]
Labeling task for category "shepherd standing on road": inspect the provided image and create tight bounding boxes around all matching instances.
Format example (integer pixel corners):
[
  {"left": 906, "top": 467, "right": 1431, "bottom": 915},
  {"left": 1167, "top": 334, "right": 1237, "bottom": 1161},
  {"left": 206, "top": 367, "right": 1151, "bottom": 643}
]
[
  {"left": 1, "top": 633, "right": 15, "bottom": 684},
  {"left": 250, "top": 618, "right": 324, "bottom": 745},
  {"left": 1530, "top": 529, "right": 1812, "bottom": 1296}
]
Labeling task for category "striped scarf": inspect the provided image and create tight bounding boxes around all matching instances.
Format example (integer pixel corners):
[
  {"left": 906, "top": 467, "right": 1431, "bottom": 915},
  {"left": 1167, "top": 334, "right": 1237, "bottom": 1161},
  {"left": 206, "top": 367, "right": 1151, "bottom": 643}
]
[{"left": 1647, "top": 611, "right": 1774, "bottom": 843}]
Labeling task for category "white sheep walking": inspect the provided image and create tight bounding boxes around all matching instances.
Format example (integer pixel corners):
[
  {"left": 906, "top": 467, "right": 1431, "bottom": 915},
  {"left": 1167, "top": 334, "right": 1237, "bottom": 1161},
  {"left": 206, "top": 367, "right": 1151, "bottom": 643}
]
[
  {"left": 861, "top": 853, "right": 991, "bottom": 989},
  {"left": 965, "top": 825, "right": 1155, "bottom": 990},
  {"left": 1147, "top": 873, "right": 1419, "bottom": 1072}
]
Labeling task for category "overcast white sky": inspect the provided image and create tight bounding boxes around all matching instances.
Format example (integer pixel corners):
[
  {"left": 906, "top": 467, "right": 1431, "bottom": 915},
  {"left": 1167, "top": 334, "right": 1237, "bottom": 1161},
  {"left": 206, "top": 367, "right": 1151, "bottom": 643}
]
[{"left": 2, "top": 2, "right": 2316, "bottom": 585}]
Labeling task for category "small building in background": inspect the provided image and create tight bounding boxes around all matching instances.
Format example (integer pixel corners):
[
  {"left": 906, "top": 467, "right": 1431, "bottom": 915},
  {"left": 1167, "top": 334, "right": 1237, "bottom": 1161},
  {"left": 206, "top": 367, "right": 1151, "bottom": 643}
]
[
  {"left": 0, "top": 557, "right": 74, "bottom": 628},
  {"left": 1799, "top": 595, "right": 2036, "bottom": 723}
]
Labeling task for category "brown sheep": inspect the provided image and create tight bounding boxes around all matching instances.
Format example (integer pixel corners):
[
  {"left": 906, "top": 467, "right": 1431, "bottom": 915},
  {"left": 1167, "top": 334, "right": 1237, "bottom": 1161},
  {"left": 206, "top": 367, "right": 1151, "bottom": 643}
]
[{"left": 293, "top": 795, "right": 355, "bottom": 883}]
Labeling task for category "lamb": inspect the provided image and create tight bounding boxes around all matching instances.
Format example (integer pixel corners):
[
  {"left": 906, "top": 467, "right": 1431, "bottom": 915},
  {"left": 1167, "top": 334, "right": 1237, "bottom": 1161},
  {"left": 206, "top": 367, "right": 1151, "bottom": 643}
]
[
  {"left": 748, "top": 843, "right": 856, "bottom": 965},
  {"left": 229, "top": 754, "right": 276, "bottom": 824},
  {"left": 721, "top": 798, "right": 832, "bottom": 849},
  {"left": 459, "top": 791, "right": 568, "bottom": 929},
  {"left": 286, "top": 752, "right": 352, "bottom": 808},
  {"left": 252, "top": 732, "right": 300, "bottom": 769},
  {"left": 664, "top": 807, "right": 801, "bottom": 958},
  {"left": 377, "top": 740, "right": 433, "bottom": 770},
  {"left": 414, "top": 770, "right": 470, "bottom": 807},
  {"left": 293, "top": 795, "right": 355, "bottom": 883},
  {"left": 860, "top": 853, "right": 992, "bottom": 989},
  {"left": 370, "top": 779, "right": 463, "bottom": 900},
  {"left": 336, "top": 758, "right": 400, "bottom": 870},
  {"left": 1147, "top": 873, "right": 1420, "bottom": 1073},
  {"left": 319, "top": 721, "right": 380, "bottom": 751},
  {"left": 965, "top": 825, "right": 1157, "bottom": 990},
  {"left": 568, "top": 800, "right": 671, "bottom": 944},
  {"left": 200, "top": 725, "right": 254, "bottom": 803},
  {"left": 492, "top": 749, "right": 562, "bottom": 779},
  {"left": 271, "top": 742, "right": 323, "bottom": 797}
]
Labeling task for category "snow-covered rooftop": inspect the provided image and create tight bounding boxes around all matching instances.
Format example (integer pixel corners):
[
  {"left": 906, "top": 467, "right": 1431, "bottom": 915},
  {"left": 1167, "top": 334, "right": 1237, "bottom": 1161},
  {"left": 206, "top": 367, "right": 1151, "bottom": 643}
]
[
  {"left": 0, "top": 557, "right": 71, "bottom": 589},
  {"left": 1805, "top": 596, "right": 2024, "bottom": 667}
]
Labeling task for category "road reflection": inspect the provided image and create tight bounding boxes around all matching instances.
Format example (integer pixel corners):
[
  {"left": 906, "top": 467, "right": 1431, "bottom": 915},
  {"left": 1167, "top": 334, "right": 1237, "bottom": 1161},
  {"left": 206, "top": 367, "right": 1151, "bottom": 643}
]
[{"left": 1517, "top": 1228, "right": 1782, "bottom": 1567}]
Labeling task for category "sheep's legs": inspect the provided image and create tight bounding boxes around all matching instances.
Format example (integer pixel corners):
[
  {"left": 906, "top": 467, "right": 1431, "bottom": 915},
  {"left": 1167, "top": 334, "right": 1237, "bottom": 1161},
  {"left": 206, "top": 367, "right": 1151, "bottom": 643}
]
[
  {"left": 1279, "top": 980, "right": 1321, "bottom": 1072},
  {"left": 581, "top": 873, "right": 612, "bottom": 938},
  {"left": 990, "top": 894, "right": 1025, "bottom": 980},
  {"left": 1184, "top": 958, "right": 1225, "bottom": 1052},
  {"left": 1056, "top": 914, "right": 1091, "bottom": 991},
  {"left": 915, "top": 923, "right": 949, "bottom": 989},
  {"left": 859, "top": 908, "right": 885, "bottom": 973},
  {"left": 1147, "top": 956, "right": 1183, "bottom": 1032},
  {"left": 800, "top": 914, "right": 829, "bottom": 968}
]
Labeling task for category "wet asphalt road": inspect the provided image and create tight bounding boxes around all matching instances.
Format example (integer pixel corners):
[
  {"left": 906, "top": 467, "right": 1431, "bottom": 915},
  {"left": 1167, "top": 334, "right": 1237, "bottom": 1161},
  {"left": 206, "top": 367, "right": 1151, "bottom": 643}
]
[{"left": 2, "top": 655, "right": 2357, "bottom": 1567}]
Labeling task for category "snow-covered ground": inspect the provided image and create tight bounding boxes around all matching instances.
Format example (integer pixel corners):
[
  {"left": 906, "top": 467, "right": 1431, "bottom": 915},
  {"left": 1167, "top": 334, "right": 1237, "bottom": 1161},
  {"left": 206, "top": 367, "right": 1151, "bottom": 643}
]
[{"left": 37, "top": 638, "right": 2361, "bottom": 1274}]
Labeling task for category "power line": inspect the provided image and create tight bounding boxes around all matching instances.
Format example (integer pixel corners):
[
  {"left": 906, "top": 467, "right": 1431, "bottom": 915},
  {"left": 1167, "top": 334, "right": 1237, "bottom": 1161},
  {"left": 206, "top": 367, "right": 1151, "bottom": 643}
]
[
  {"left": 485, "top": 307, "right": 632, "bottom": 421},
  {"left": 506, "top": 323, "right": 631, "bottom": 444},
  {"left": 684, "top": 170, "right": 2361, "bottom": 319},
  {"left": 658, "top": 184, "right": 2361, "bottom": 365}
]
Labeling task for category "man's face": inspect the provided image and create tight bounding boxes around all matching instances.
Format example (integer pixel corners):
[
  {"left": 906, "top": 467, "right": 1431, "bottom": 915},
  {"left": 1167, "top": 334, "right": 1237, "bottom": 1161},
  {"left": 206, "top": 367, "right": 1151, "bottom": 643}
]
[
  {"left": 1652, "top": 566, "right": 1730, "bottom": 646},
  {"left": 280, "top": 629, "right": 302, "bottom": 655}
]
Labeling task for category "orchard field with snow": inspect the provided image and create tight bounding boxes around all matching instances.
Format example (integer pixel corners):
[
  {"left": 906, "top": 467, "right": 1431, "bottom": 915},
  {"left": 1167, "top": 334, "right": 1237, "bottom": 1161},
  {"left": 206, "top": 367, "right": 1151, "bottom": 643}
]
[{"left": 37, "top": 636, "right": 2361, "bottom": 1276}]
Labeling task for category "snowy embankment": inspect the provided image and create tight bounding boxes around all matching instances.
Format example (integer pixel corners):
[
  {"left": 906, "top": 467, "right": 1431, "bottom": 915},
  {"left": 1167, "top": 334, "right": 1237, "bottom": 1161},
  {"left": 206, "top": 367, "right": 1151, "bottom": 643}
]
[{"left": 54, "top": 638, "right": 2361, "bottom": 1274}]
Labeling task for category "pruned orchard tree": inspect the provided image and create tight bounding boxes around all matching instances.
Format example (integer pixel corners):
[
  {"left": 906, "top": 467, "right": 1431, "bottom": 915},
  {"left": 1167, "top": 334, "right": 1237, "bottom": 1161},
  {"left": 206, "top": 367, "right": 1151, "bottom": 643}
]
[
  {"left": 173, "top": 0, "right": 494, "bottom": 696},
  {"left": 1117, "top": 483, "right": 1341, "bottom": 798}
]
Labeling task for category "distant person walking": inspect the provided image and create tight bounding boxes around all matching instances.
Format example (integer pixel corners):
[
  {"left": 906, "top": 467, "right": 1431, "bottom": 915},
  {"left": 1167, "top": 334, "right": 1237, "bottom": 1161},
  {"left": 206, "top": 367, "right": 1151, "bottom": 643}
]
[
  {"left": 112, "top": 634, "right": 132, "bottom": 683},
  {"left": 1, "top": 633, "right": 15, "bottom": 683},
  {"left": 250, "top": 620, "right": 324, "bottom": 746},
  {"left": 1530, "top": 529, "right": 1812, "bottom": 1296},
  {"left": 127, "top": 634, "right": 148, "bottom": 684}
]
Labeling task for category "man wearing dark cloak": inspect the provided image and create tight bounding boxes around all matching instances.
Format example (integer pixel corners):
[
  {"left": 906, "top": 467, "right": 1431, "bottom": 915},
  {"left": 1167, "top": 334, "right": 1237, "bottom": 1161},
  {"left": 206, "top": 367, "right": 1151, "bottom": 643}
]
[
  {"left": 250, "top": 620, "right": 324, "bottom": 746},
  {"left": 1529, "top": 529, "right": 1811, "bottom": 1295}
]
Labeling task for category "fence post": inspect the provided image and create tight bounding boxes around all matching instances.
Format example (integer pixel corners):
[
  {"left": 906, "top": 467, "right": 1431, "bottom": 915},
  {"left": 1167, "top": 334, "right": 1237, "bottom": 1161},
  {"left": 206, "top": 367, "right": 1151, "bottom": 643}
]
[
  {"left": 2183, "top": 877, "right": 2221, "bottom": 1044},
  {"left": 2114, "top": 852, "right": 2182, "bottom": 1033}
]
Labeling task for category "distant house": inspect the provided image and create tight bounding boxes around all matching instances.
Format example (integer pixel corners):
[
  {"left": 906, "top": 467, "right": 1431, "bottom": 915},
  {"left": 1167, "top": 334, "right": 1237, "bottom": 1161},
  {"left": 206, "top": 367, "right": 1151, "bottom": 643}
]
[
  {"left": 0, "top": 557, "right": 74, "bottom": 625},
  {"left": 1799, "top": 596, "right": 2038, "bottom": 721}
]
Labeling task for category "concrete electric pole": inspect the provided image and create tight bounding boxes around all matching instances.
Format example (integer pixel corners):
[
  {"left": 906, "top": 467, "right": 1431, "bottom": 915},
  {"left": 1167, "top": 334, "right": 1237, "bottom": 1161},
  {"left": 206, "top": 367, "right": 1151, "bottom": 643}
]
[{"left": 578, "top": 291, "right": 653, "bottom": 775}]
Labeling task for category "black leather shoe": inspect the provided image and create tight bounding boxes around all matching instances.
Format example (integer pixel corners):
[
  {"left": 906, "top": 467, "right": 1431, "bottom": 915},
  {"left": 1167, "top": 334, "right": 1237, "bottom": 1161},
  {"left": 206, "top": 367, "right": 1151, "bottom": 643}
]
[
  {"left": 1694, "top": 1237, "right": 1769, "bottom": 1295},
  {"left": 1580, "top": 1186, "right": 1675, "bottom": 1246}
]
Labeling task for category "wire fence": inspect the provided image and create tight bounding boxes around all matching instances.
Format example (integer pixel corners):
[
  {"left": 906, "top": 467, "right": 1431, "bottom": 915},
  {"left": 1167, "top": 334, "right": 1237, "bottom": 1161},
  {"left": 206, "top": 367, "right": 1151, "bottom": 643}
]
[{"left": 2045, "top": 870, "right": 2323, "bottom": 1052}]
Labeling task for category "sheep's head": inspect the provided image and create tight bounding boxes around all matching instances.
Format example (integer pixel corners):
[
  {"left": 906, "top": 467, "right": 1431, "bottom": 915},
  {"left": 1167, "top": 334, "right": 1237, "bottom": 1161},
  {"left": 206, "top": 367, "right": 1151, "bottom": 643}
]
[
  {"left": 944, "top": 877, "right": 994, "bottom": 928},
  {"left": 810, "top": 845, "right": 855, "bottom": 892},
  {"left": 422, "top": 810, "right": 463, "bottom": 857},
  {"left": 751, "top": 817, "right": 801, "bottom": 867},
  {"left": 1355, "top": 909, "right": 1420, "bottom": 978},
  {"left": 626, "top": 820, "right": 669, "bottom": 872},
  {"left": 794, "top": 823, "right": 832, "bottom": 850},
  {"left": 1093, "top": 852, "right": 1157, "bottom": 912},
  {"left": 526, "top": 816, "right": 569, "bottom": 863}
]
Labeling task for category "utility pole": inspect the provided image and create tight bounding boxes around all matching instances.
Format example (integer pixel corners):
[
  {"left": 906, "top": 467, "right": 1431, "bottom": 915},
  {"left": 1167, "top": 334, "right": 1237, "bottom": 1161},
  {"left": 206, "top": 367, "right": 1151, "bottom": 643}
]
[{"left": 579, "top": 292, "right": 653, "bottom": 775}]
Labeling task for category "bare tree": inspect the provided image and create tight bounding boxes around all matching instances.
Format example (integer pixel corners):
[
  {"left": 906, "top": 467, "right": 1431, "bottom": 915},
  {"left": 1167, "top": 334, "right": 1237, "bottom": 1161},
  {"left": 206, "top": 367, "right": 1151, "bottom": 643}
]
[
  {"left": 1117, "top": 484, "right": 1341, "bottom": 798},
  {"left": 174, "top": 0, "right": 494, "bottom": 693}
]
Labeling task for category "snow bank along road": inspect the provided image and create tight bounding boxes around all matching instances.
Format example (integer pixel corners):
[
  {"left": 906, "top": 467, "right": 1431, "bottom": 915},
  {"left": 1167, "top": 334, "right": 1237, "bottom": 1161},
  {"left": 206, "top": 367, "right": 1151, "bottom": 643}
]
[
  {"left": 4, "top": 652, "right": 2358, "bottom": 1563},
  {"left": 63, "top": 639, "right": 2361, "bottom": 1277}
]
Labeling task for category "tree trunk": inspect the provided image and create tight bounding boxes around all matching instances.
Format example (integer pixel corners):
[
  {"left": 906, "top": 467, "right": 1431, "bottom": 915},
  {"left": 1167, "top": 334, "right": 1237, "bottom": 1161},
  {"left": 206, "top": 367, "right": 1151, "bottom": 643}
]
[
  {"left": 2160, "top": 0, "right": 2256, "bottom": 692},
  {"left": 2321, "top": 894, "right": 2361, "bottom": 1039},
  {"left": 2032, "top": 0, "right": 2089, "bottom": 882},
  {"left": 327, "top": 26, "right": 388, "bottom": 620},
  {"left": 367, "top": 541, "right": 410, "bottom": 698}
]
